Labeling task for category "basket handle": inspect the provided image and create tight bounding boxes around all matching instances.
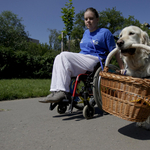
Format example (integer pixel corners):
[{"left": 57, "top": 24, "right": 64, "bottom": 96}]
[
  {"left": 103, "top": 47, "right": 119, "bottom": 72},
  {"left": 104, "top": 44, "right": 150, "bottom": 72},
  {"left": 105, "top": 47, "right": 119, "bottom": 67}
]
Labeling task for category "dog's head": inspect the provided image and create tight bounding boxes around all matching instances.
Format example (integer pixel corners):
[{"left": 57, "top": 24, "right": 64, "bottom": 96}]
[{"left": 117, "top": 26, "right": 150, "bottom": 56}]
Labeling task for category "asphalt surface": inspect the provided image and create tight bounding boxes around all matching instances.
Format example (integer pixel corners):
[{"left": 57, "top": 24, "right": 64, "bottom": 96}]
[{"left": 0, "top": 97, "right": 150, "bottom": 150}]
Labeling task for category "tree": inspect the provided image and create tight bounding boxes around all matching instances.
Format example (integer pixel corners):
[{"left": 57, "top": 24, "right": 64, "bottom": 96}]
[
  {"left": 70, "top": 10, "right": 85, "bottom": 52},
  {"left": 61, "top": 0, "right": 75, "bottom": 51},
  {"left": 71, "top": 8, "right": 125, "bottom": 51},
  {"left": 98, "top": 7, "right": 124, "bottom": 34},
  {"left": 70, "top": 7, "right": 150, "bottom": 65},
  {"left": 0, "top": 11, "right": 29, "bottom": 50},
  {"left": 71, "top": 10, "right": 85, "bottom": 39},
  {"left": 71, "top": 7, "right": 150, "bottom": 42},
  {"left": 98, "top": 7, "right": 150, "bottom": 37},
  {"left": 48, "top": 29, "right": 61, "bottom": 51},
  {"left": 26, "top": 42, "right": 51, "bottom": 56},
  {"left": 141, "top": 23, "right": 150, "bottom": 37},
  {"left": 123, "top": 16, "right": 150, "bottom": 37}
]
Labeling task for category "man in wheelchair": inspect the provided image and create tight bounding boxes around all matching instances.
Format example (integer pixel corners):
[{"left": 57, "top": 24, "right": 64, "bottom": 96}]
[{"left": 39, "top": 7, "right": 124, "bottom": 106}]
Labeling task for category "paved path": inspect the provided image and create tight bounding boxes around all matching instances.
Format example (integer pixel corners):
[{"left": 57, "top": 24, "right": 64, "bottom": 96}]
[{"left": 0, "top": 97, "right": 150, "bottom": 150}]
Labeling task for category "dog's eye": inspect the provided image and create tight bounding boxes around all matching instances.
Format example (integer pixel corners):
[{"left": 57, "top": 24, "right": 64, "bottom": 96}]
[
  {"left": 119, "top": 34, "right": 122, "bottom": 38},
  {"left": 129, "top": 32, "right": 135, "bottom": 35}
]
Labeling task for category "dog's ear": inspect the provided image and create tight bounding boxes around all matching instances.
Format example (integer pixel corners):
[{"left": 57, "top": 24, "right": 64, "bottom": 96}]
[{"left": 141, "top": 31, "right": 150, "bottom": 45}]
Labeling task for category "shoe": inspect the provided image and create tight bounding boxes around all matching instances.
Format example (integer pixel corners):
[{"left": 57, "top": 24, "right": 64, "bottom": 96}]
[
  {"left": 39, "top": 92, "right": 55, "bottom": 103},
  {"left": 39, "top": 91, "right": 71, "bottom": 103},
  {"left": 48, "top": 91, "right": 71, "bottom": 103}
]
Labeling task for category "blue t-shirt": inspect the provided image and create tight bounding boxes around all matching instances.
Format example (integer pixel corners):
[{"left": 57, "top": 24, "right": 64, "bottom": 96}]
[{"left": 80, "top": 28, "right": 116, "bottom": 59}]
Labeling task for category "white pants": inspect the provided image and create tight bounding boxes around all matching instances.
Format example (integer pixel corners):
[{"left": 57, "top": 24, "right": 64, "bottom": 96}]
[{"left": 50, "top": 52, "right": 99, "bottom": 92}]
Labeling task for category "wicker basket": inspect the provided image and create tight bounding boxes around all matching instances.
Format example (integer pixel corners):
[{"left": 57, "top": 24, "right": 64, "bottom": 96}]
[{"left": 100, "top": 66, "right": 150, "bottom": 122}]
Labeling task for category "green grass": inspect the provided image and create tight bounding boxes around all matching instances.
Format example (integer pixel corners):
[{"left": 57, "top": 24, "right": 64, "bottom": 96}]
[{"left": 0, "top": 79, "right": 51, "bottom": 101}]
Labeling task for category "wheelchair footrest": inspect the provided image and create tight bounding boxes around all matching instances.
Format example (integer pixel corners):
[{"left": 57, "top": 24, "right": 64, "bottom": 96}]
[{"left": 62, "top": 99, "right": 70, "bottom": 103}]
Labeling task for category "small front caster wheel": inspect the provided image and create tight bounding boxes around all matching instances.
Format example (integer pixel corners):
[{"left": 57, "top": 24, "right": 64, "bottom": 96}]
[
  {"left": 83, "top": 105, "right": 95, "bottom": 119},
  {"left": 56, "top": 104, "right": 67, "bottom": 114}
]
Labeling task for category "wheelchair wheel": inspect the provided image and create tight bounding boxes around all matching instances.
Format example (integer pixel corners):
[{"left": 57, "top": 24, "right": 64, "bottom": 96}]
[
  {"left": 93, "top": 64, "right": 120, "bottom": 110},
  {"left": 83, "top": 105, "right": 95, "bottom": 119},
  {"left": 56, "top": 104, "right": 67, "bottom": 114},
  {"left": 93, "top": 67, "right": 103, "bottom": 110}
]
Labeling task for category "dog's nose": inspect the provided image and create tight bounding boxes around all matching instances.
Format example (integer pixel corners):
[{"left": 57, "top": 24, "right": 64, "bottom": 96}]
[{"left": 117, "top": 39, "right": 124, "bottom": 47}]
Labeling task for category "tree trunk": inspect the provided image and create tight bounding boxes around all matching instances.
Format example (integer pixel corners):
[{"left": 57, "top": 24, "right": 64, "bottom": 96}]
[
  {"left": 68, "top": 35, "right": 70, "bottom": 51},
  {"left": 61, "top": 32, "right": 63, "bottom": 52}
]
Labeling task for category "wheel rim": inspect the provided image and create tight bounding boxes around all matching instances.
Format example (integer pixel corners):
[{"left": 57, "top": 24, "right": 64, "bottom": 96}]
[
  {"left": 57, "top": 104, "right": 67, "bottom": 114},
  {"left": 93, "top": 67, "right": 102, "bottom": 110},
  {"left": 83, "top": 105, "right": 95, "bottom": 119}
]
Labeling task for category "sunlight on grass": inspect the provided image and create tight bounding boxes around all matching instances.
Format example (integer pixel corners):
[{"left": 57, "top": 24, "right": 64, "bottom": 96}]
[{"left": 0, "top": 79, "right": 51, "bottom": 101}]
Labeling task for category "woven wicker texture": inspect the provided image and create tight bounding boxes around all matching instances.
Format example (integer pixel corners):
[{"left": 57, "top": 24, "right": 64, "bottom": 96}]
[{"left": 100, "top": 66, "right": 150, "bottom": 122}]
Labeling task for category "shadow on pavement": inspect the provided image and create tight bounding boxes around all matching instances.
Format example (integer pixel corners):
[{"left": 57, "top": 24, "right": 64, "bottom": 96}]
[
  {"left": 52, "top": 107, "right": 104, "bottom": 121},
  {"left": 118, "top": 123, "right": 150, "bottom": 140}
]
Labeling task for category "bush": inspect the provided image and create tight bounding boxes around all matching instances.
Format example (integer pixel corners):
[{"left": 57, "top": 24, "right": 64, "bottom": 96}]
[{"left": 0, "top": 46, "right": 55, "bottom": 79}]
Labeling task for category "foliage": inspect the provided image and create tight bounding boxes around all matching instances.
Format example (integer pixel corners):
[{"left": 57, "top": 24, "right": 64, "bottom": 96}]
[
  {"left": 61, "top": 0, "right": 75, "bottom": 51},
  {"left": 26, "top": 42, "right": 51, "bottom": 56},
  {"left": 70, "top": 7, "right": 150, "bottom": 52},
  {"left": 141, "top": 24, "right": 150, "bottom": 37},
  {"left": 98, "top": 7, "right": 124, "bottom": 34},
  {"left": 61, "top": 0, "right": 75, "bottom": 36},
  {"left": 0, "top": 46, "right": 56, "bottom": 79},
  {"left": 1, "top": 8, "right": 150, "bottom": 79},
  {"left": 70, "top": 10, "right": 85, "bottom": 51},
  {"left": 71, "top": 10, "right": 85, "bottom": 38},
  {"left": 123, "top": 15, "right": 141, "bottom": 28},
  {"left": 48, "top": 29, "right": 61, "bottom": 50},
  {"left": 0, "top": 11, "right": 29, "bottom": 51},
  {"left": 98, "top": 8, "right": 150, "bottom": 38}
]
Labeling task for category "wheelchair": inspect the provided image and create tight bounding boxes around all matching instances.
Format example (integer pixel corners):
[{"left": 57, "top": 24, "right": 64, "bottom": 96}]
[{"left": 49, "top": 60, "right": 120, "bottom": 119}]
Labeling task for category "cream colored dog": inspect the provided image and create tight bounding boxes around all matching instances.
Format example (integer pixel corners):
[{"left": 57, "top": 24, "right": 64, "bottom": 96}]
[
  {"left": 105, "top": 26, "right": 150, "bottom": 130},
  {"left": 117, "top": 26, "right": 150, "bottom": 77}
]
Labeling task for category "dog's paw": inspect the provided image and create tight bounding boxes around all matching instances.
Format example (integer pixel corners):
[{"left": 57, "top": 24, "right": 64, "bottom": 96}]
[
  {"left": 145, "top": 123, "right": 150, "bottom": 130},
  {"left": 136, "top": 122, "right": 150, "bottom": 130},
  {"left": 136, "top": 122, "right": 142, "bottom": 128}
]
